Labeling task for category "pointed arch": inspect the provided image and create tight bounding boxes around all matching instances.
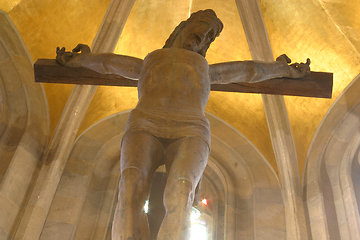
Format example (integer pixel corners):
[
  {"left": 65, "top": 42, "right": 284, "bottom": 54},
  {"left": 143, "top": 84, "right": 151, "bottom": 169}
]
[
  {"left": 0, "top": 10, "right": 49, "bottom": 239},
  {"left": 304, "top": 74, "right": 360, "bottom": 240},
  {"left": 42, "top": 111, "right": 285, "bottom": 239}
]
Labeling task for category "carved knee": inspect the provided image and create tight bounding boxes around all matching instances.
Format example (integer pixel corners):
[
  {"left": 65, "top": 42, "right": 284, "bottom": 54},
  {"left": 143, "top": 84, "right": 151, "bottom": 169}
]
[
  {"left": 119, "top": 167, "right": 149, "bottom": 203},
  {"left": 164, "top": 178, "right": 195, "bottom": 209},
  {"left": 120, "top": 167, "right": 141, "bottom": 184}
]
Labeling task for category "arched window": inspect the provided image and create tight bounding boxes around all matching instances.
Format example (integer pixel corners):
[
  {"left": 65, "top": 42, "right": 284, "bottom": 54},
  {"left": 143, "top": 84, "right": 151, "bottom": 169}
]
[
  {"left": 190, "top": 206, "right": 213, "bottom": 240},
  {"left": 190, "top": 207, "right": 208, "bottom": 239},
  {"left": 143, "top": 201, "right": 213, "bottom": 239}
]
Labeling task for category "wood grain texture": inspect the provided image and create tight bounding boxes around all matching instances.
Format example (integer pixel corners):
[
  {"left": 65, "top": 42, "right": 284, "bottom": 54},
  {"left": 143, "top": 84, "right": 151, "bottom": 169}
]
[{"left": 35, "top": 59, "right": 333, "bottom": 98}]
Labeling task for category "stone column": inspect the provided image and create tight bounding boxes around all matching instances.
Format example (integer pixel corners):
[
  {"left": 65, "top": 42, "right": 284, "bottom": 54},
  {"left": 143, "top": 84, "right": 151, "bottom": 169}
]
[
  {"left": 235, "top": 1, "right": 308, "bottom": 239},
  {"left": 14, "top": 1, "right": 136, "bottom": 239}
]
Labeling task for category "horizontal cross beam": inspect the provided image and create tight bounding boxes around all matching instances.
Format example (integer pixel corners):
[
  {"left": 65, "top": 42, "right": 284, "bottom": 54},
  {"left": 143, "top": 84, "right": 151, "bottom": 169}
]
[{"left": 34, "top": 59, "right": 333, "bottom": 98}]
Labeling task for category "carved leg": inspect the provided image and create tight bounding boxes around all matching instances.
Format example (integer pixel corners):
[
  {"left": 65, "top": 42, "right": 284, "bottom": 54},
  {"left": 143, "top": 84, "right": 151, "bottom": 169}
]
[
  {"left": 112, "top": 131, "right": 164, "bottom": 240},
  {"left": 157, "top": 137, "right": 209, "bottom": 240}
]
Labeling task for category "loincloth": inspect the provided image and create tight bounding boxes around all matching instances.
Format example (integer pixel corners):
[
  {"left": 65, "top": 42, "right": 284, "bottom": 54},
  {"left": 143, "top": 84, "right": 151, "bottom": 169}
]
[{"left": 122, "top": 108, "right": 211, "bottom": 150}]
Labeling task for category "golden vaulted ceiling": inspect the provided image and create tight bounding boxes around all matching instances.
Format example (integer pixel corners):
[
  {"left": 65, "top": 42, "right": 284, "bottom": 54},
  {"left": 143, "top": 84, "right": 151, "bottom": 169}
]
[{"left": 2, "top": 0, "right": 360, "bottom": 177}]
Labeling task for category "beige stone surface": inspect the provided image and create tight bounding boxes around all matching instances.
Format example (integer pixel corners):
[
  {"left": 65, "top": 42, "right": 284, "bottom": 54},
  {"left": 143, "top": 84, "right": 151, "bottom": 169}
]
[
  {"left": 56, "top": 172, "right": 90, "bottom": 199},
  {"left": 0, "top": 10, "right": 49, "bottom": 239},
  {"left": 304, "top": 73, "right": 360, "bottom": 239},
  {"left": 46, "top": 196, "right": 84, "bottom": 225},
  {"left": 0, "top": 193, "right": 20, "bottom": 234},
  {"left": 39, "top": 221, "right": 76, "bottom": 240},
  {"left": 64, "top": 158, "right": 95, "bottom": 176}
]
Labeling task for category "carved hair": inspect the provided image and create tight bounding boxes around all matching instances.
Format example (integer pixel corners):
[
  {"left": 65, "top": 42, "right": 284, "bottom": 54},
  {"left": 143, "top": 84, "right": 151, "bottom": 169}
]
[{"left": 163, "top": 9, "right": 223, "bottom": 57}]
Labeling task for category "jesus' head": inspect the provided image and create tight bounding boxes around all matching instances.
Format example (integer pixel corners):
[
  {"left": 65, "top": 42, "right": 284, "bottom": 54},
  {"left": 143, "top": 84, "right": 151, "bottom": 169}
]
[{"left": 163, "top": 9, "right": 223, "bottom": 57}]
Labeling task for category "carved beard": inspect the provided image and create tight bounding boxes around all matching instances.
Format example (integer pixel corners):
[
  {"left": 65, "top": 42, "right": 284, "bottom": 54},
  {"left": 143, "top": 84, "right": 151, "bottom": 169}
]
[{"left": 181, "top": 34, "right": 202, "bottom": 52}]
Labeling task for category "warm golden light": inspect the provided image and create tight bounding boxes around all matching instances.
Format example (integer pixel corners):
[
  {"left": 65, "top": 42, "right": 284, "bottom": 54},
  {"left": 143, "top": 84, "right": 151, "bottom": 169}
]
[
  {"left": 259, "top": 0, "right": 360, "bottom": 174},
  {"left": 0, "top": 0, "right": 21, "bottom": 12},
  {"left": 3, "top": 0, "right": 360, "bottom": 178}
]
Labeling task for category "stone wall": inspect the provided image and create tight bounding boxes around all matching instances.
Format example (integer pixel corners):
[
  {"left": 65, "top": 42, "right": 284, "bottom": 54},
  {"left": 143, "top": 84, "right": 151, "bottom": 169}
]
[
  {"left": 0, "top": 10, "right": 49, "bottom": 239},
  {"left": 304, "top": 74, "right": 360, "bottom": 240}
]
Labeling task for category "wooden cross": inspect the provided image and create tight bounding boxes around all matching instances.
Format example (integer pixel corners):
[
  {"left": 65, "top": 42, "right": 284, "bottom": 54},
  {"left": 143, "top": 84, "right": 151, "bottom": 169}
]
[{"left": 34, "top": 58, "right": 333, "bottom": 99}]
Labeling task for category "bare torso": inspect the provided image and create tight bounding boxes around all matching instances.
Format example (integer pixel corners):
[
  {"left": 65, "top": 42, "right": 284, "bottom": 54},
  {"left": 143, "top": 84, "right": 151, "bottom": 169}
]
[{"left": 136, "top": 48, "right": 210, "bottom": 115}]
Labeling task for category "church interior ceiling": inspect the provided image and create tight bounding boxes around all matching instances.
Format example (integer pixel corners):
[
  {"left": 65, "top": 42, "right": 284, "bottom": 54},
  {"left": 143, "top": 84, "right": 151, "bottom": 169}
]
[{"left": 2, "top": 0, "right": 360, "bottom": 177}]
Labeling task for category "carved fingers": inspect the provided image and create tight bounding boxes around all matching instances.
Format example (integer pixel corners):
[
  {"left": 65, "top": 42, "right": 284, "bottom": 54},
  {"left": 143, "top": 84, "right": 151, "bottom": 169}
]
[
  {"left": 276, "top": 54, "right": 291, "bottom": 64},
  {"left": 56, "top": 47, "right": 76, "bottom": 66},
  {"left": 56, "top": 44, "right": 90, "bottom": 67},
  {"left": 277, "top": 54, "right": 311, "bottom": 78},
  {"left": 72, "top": 44, "right": 91, "bottom": 54},
  {"left": 289, "top": 58, "right": 311, "bottom": 78},
  {"left": 276, "top": 54, "right": 311, "bottom": 78}
]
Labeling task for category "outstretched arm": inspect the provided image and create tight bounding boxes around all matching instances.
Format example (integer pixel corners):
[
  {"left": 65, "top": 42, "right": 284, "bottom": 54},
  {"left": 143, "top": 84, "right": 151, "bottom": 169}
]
[
  {"left": 56, "top": 44, "right": 143, "bottom": 80},
  {"left": 209, "top": 54, "right": 310, "bottom": 84}
]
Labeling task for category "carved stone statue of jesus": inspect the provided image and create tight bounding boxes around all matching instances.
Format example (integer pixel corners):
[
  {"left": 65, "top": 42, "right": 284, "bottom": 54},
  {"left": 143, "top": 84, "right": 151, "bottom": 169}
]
[{"left": 56, "top": 9, "right": 309, "bottom": 240}]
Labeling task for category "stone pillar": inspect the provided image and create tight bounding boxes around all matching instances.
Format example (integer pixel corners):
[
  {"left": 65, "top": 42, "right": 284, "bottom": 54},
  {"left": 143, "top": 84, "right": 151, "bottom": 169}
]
[
  {"left": 235, "top": 1, "right": 308, "bottom": 239},
  {"left": 14, "top": 1, "right": 136, "bottom": 239}
]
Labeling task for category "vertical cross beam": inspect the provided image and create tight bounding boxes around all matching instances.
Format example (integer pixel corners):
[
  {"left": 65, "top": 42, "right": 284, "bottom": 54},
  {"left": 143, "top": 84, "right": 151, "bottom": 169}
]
[
  {"left": 14, "top": 1, "right": 136, "bottom": 239},
  {"left": 235, "top": 1, "right": 308, "bottom": 239}
]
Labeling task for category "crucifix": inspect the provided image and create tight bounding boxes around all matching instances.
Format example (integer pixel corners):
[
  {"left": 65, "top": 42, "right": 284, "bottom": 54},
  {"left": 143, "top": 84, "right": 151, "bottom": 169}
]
[
  {"left": 35, "top": 55, "right": 332, "bottom": 98},
  {"left": 34, "top": 8, "right": 332, "bottom": 240}
]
